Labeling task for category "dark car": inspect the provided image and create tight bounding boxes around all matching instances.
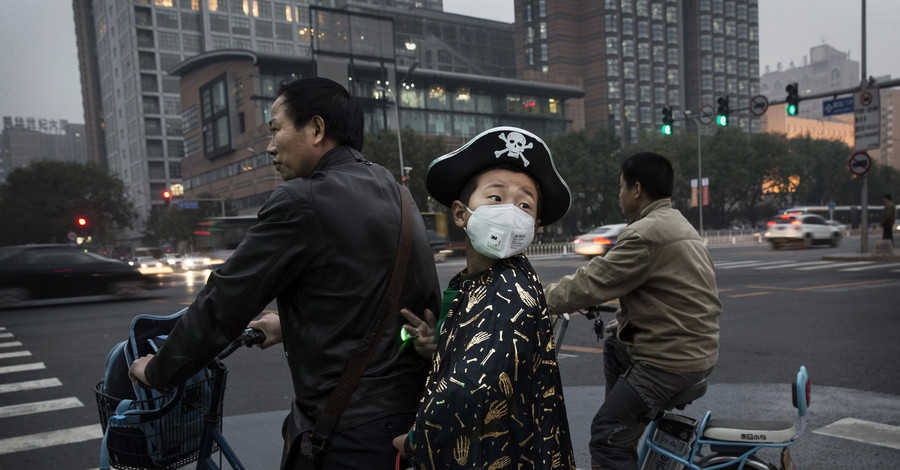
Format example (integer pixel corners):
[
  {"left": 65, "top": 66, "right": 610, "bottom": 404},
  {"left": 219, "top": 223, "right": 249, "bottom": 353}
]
[{"left": 0, "top": 244, "right": 158, "bottom": 308}]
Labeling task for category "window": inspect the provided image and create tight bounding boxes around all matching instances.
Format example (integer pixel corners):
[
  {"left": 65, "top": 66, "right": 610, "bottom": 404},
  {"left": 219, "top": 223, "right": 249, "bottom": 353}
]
[
  {"left": 605, "top": 14, "right": 618, "bottom": 32},
  {"left": 200, "top": 74, "right": 231, "bottom": 158},
  {"left": 143, "top": 96, "right": 160, "bottom": 114},
  {"left": 607, "top": 58, "right": 620, "bottom": 77},
  {"left": 606, "top": 37, "right": 619, "bottom": 54},
  {"left": 157, "top": 10, "right": 179, "bottom": 28}
]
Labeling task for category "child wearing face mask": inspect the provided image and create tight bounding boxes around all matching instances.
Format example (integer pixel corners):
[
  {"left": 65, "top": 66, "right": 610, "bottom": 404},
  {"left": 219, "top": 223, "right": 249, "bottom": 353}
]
[{"left": 393, "top": 127, "right": 576, "bottom": 469}]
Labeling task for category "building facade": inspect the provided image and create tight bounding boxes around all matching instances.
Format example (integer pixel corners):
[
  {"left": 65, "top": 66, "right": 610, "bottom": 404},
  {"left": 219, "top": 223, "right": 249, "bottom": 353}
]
[
  {"left": 1, "top": 117, "right": 88, "bottom": 182},
  {"left": 73, "top": 0, "right": 528, "bottom": 231},
  {"left": 514, "top": 0, "right": 761, "bottom": 140},
  {"left": 759, "top": 44, "right": 860, "bottom": 121},
  {"left": 171, "top": 44, "right": 582, "bottom": 214}
]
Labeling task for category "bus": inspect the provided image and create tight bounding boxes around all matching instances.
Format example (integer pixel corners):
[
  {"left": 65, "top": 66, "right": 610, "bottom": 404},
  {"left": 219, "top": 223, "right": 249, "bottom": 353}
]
[{"left": 193, "top": 216, "right": 257, "bottom": 265}]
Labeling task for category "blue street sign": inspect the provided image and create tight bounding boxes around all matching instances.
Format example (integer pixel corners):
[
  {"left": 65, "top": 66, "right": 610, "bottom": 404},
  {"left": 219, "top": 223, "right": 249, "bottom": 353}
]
[
  {"left": 823, "top": 97, "right": 854, "bottom": 116},
  {"left": 179, "top": 200, "right": 199, "bottom": 209}
]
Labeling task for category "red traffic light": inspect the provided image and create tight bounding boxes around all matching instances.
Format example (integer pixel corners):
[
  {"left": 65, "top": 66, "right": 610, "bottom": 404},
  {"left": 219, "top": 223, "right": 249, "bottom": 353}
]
[
  {"left": 77, "top": 217, "right": 87, "bottom": 226},
  {"left": 162, "top": 190, "right": 172, "bottom": 199}
]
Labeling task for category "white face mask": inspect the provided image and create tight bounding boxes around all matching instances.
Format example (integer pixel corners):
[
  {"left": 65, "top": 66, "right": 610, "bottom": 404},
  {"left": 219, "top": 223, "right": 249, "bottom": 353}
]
[{"left": 464, "top": 204, "right": 536, "bottom": 259}]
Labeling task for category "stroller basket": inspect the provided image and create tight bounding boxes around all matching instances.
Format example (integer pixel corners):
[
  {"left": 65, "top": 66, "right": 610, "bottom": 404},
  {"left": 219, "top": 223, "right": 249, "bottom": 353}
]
[{"left": 94, "top": 370, "right": 225, "bottom": 470}]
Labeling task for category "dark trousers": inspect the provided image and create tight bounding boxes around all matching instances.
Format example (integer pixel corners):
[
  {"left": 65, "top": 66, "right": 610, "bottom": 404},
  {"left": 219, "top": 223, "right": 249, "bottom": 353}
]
[
  {"left": 285, "top": 410, "right": 415, "bottom": 470},
  {"left": 883, "top": 222, "right": 894, "bottom": 243},
  {"left": 590, "top": 336, "right": 712, "bottom": 470}
]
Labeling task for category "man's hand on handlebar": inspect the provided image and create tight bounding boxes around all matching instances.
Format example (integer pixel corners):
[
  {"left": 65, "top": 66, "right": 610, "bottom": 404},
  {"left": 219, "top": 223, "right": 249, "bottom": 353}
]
[
  {"left": 128, "top": 354, "right": 154, "bottom": 388},
  {"left": 247, "top": 313, "right": 282, "bottom": 349}
]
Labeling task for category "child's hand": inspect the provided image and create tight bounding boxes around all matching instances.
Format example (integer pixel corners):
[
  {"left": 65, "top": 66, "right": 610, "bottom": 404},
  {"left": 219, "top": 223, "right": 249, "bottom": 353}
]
[{"left": 401, "top": 308, "right": 437, "bottom": 357}]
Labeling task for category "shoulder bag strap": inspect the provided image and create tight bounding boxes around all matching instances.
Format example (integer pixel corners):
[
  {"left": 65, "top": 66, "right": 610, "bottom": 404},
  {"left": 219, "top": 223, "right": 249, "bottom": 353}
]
[{"left": 310, "top": 183, "right": 414, "bottom": 445}]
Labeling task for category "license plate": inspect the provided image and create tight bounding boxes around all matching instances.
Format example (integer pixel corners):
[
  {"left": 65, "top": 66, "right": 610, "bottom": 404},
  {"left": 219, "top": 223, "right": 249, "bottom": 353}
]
[{"left": 781, "top": 447, "right": 795, "bottom": 470}]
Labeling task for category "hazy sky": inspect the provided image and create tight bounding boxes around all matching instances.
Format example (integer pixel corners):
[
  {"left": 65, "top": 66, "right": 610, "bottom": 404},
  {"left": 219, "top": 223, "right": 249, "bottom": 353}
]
[{"left": 1, "top": 0, "right": 899, "bottom": 125}]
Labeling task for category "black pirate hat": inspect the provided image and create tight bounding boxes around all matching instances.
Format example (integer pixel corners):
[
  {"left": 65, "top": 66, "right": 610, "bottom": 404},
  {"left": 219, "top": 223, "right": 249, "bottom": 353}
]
[{"left": 426, "top": 126, "right": 571, "bottom": 225}]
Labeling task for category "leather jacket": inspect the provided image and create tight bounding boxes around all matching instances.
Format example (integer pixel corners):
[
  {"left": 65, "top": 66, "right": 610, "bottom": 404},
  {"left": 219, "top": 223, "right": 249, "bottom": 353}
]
[{"left": 145, "top": 146, "right": 441, "bottom": 431}]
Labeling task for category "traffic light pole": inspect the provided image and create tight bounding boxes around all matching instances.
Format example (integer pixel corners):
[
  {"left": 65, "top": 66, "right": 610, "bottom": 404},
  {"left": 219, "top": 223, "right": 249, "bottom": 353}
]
[{"left": 684, "top": 111, "right": 704, "bottom": 238}]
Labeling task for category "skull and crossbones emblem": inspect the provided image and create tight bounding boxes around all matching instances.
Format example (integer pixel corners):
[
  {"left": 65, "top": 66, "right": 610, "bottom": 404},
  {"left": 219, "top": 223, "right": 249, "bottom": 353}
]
[{"left": 495, "top": 132, "right": 533, "bottom": 167}]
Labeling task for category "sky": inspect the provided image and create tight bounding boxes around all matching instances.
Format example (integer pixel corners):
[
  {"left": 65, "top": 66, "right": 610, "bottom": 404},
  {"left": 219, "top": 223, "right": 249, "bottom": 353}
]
[{"left": 1, "top": 0, "right": 899, "bottom": 125}]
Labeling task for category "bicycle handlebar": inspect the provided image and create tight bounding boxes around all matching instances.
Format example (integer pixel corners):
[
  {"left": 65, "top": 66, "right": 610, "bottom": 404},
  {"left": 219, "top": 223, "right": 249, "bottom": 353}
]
[{"left": 216, "top": 328, "right": 266, "bottom": 361}]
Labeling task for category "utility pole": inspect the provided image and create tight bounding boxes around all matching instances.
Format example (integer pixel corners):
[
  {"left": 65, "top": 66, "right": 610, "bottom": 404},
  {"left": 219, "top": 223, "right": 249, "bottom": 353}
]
[{"left": 859, "top": 0, "right": 869, "bottom": 253}]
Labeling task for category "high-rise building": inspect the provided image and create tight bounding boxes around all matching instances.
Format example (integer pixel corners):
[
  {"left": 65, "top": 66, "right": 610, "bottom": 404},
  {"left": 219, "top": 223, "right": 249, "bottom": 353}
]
[{"left": 515, "top": 0, "right": 761, "bottom": 140}]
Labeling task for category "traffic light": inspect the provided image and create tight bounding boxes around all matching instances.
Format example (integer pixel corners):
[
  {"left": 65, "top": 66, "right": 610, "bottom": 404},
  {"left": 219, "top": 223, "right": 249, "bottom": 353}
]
[
  {"left": 661, "top": 107, "right": 674, "bottom": 135},
  {"left": 716, "top": 97, "right": 729, "bottom": 127},
  {"left": 77, "top": 217, "right": 87, "bottom": 227},
  {"left": 785, "top": 83, "right": 799, "bottom": 116},
  {"left": 162, "top": 190, "right": 171, "bottom": 205}
]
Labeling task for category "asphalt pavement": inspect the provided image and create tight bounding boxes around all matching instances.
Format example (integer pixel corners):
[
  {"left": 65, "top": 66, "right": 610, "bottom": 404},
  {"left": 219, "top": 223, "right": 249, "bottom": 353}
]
[{"left": 220, "top": 379, "right": 900, "bottom": 469}]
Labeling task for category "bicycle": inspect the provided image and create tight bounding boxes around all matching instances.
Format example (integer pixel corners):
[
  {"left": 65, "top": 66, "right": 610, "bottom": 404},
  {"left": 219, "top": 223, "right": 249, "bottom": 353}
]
[
  {"left": 555, "top": 305, "right": 811, "bottom": 470},
  {"left": 95, "top": 317, "right": 265, "bottom": 470}
]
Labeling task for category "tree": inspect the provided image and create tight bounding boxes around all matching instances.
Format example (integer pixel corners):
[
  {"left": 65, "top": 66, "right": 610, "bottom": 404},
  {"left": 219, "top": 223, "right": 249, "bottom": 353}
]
[
  {"left": 546, "top": 129, "right": 623, "bottom": 236},
  {"left": 362, "top": 128, "right": 447, "bottom": 211},
  {"left": 0, "top": 161, "right": 135, "bottom": 246}
]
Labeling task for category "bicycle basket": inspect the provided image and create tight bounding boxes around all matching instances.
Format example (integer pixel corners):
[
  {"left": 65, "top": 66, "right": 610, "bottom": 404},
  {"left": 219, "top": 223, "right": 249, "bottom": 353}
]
[{"left": 94, "top": 368, "right": 225, "bottom": 470}]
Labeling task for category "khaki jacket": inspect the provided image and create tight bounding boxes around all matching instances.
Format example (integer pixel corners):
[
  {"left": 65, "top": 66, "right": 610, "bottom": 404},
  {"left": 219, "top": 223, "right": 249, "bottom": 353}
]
[{"left": 546, "top": 199, "right": 721, "bottom": 372}]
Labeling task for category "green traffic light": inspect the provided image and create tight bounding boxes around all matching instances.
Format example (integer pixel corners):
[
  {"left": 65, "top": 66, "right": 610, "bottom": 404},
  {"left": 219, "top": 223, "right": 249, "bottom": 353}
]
[
  {"left": 786, "top": 104, "right": 797, "bottom": 116},
  {"left": 661, "top": 124, "right": 672, "bottom": 135},
  {"left": 716, "top": 115, "right": 727, "bottom": 126}
]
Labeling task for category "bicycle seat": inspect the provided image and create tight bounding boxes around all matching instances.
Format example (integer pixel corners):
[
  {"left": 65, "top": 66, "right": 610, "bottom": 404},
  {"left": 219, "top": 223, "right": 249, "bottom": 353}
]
[
  {"left": 702, "top": 419, "right": 797, "bottom": 444},
  {"left": 665, "top": 380, "right": 708, "bottom": 410}
]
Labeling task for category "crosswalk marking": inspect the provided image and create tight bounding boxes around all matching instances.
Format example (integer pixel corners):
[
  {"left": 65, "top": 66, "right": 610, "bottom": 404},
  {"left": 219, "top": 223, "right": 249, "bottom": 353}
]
[
  {"left": 0, "top": 332, "right": 12, "bottom": 339},
  {"left": 0, "top": 424, "right": 103, "bottom": 456},
  {"left": 0, "top": 341, "right": 24, "bottom": 348},
  {"left": 840, "top": 262, "right": 900, "bottom": 272},
  {"left": 797, "top": 261, "right": 870, "bottom": 270},
  {"left": 0, "top": 378, "right": 63, "bottom": 394},
  {"left": 0, "top": 397, "right": 84, "bottom": 419},
  {"left": 753, "top": 260, "right": 833, "bottom": 270},
  {"left": 718, "top": 260, "right": 795, "bottom": 269},
  {"left": 0, "top": 362, "right": 47, "bottom": 374},
  {"left": 0, "top": 350, "right": 32, "bottom": 360},
  {"left": 0, "top": 362, "right": 45, "bottom": 374},
  {"left": 814, "top": 418, "right": 900, "bottom": 451}
]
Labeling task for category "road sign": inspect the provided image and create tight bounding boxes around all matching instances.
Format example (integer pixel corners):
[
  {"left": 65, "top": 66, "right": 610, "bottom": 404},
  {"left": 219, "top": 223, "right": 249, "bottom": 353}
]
[
  {"left": 848, "top": 151, "right": 871, "bottom": 176},
  {"left": 698, "top": 105, "right": 715, "bottom": 125},
  {"left": 823, "top": 96, "right": 854, "bottom": 116},
  {"left": 179, "top": 200, "right": 199, "bottom": 209},
  {"left": 854, "top": 88, "right": 880, "bottom": 150},
  {"left": 749, "top": 95, "right": 769, "bottom": 116}
]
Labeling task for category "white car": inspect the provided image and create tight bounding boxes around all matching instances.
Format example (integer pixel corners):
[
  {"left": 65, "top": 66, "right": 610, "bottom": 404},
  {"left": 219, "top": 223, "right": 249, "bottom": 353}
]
[
  {"left": 764, "top": 214, "right": 841, "bottom": 249},
  {"left": 181, "top": 254, "right": 212, "bottom": 271},
  {"left": 572, "top": 223, "right": 628, "bottom": 257}
]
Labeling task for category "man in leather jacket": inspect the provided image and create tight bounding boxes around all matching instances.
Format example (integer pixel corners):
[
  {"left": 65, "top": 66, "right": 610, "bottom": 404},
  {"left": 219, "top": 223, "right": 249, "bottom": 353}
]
[{"left": 129, "top": 77, "right": 441, "bottom": 469}]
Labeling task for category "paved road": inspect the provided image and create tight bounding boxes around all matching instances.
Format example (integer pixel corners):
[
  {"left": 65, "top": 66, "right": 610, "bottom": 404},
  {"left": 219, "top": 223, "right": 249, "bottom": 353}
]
[{"left": 1, "top": 239, "right": 898, "bottom": 468}]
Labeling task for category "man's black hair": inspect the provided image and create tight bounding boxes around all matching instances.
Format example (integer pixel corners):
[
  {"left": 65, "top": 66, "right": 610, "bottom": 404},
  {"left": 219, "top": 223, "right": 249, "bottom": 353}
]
[
  {"left": 276, "top": 77, "right": 364, "bottom": 150},
  {"left": 620, "top": 152, "right": 674, "bottom": 200},
  {"left": 885, "top": 194, "right": 892, "bottom": 201}
]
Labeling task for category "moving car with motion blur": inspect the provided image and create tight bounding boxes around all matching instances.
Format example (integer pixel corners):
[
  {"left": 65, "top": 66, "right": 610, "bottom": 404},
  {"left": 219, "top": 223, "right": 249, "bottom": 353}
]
[
  {"left": 0, "top": 244, "right": 158, "bottom": 308},
  {"left": 572, "top": 223, "right": 628, "bottom": 257},
  {"left": 764, "top": 213, "right": 842, "bottom": 249},
  {"left": 181, "top": 253, "right": 212, "bottom": 271}
]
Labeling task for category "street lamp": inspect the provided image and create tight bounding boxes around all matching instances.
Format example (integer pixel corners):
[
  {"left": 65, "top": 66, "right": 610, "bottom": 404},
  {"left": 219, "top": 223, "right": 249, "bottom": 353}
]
[{"left": 393, "top": 61, "right": 418, "bottom": 185}]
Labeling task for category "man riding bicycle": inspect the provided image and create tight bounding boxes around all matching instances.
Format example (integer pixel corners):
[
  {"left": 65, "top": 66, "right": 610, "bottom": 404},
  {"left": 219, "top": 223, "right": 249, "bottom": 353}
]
[{"left": 545, "top": 152, "right": 722, "bottom": 469}]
